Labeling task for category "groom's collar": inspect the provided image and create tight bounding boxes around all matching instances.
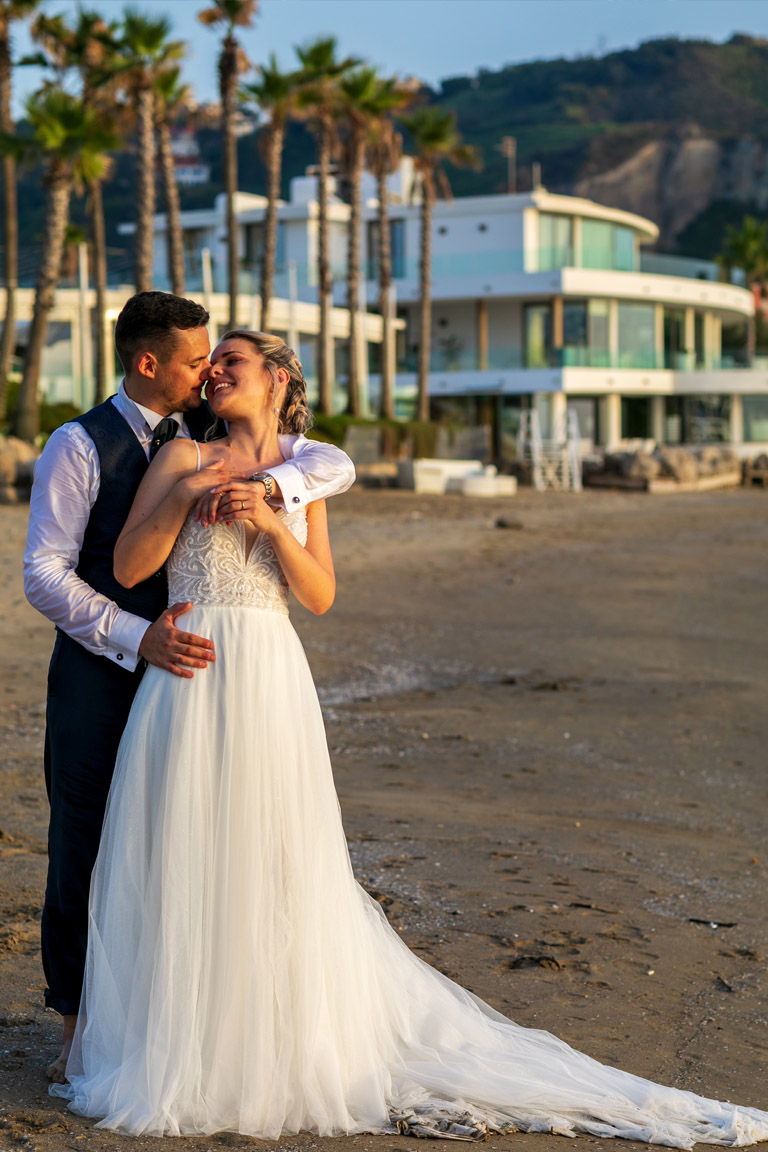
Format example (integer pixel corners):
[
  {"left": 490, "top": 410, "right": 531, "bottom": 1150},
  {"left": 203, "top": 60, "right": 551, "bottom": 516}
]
[{"left": 117, "top": 381, "right": 184, "bottom": 433}]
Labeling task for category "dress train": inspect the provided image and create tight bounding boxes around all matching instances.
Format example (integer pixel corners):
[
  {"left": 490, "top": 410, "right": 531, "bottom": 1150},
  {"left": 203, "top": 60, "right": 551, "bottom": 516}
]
[{"left": 51, "top": 513, "right": 768, "bottom": 1147}]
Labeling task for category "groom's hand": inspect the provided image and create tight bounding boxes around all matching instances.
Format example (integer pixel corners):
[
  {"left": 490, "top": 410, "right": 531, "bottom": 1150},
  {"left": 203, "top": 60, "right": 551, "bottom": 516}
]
[{"left": 139, "top": 602, "right": 216, "bottom": 678}]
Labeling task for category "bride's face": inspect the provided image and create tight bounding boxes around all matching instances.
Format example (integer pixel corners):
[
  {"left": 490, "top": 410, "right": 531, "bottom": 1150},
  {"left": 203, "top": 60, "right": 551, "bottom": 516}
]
[{"left": 205, "top": 338, "right": 283, "bottom": 420}]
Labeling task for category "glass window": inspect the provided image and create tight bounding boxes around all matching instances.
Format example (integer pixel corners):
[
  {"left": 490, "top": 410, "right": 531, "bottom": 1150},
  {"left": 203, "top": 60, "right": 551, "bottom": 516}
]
[
  {"left": 581, "top": 219, "right": 613, "bottom": 270},
  {"left": 391, "top": 220, "right": 405, "bottom": 279},
  {"left": 588, "top": 299, "right": 610, "bottom": 365},
  {"left": 568, "top": 397, "right": 597, "bottom": 443},
  {"left": 743, "top": 395, "right": 768, "bottom": 442},
  {"left": 617, "top": 303, "right": 656, "bottom": 369},
  {"left": 563, "top": 301, "right": 587, "bottom": 366},
  {"left": 695, "top": 312, "right": 706, "bottom": 368},
  {"left": 524, "top": 303, "right": 552, "bottom": 368},
  {"left": 582, "top": 219, "right": 637, "bottom": 271},
  {"left": 563, "top": 300, "right": 610, "bottom": 367},
  {"left": 299, "top": 335, "right": 317, "bottom": 382},
  {"left": 539, "top": 214, "right": 572, "bottom": 269},
  {"left": 665, "top": 397, "right": 683, "bottom": 444},
  {"left": 614, "top": 226, "right": 636, "bottom": 271},
  {"left": 244, "top": 222, "right": 263, "bottom": 266},
  {"left": 664, "top": 308, "right": 686, "bottom": 369},
  {"left": 622, "top": 397, "right": 652, "bottom": 439},
  {"left": 563, "top": 301, "right": 587, "bottom": 347},
  {"left": 182, "top": 227, "right": 207, "bottom": 263},
  {"left": 683, "top": 395, "right": 730, "bottom": 442},
  {"left": 243, "top": 221, "right": 285, "bottom": 270}
]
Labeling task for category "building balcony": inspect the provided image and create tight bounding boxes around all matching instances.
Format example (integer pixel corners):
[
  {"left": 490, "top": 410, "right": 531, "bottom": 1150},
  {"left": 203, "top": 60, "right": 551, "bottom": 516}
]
[{"left": 398, "top": 346, "right": 756, "bottom": 376}]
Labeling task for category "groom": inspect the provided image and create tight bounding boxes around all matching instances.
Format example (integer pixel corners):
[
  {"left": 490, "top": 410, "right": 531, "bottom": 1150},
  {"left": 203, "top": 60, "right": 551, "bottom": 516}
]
[{"left": 23, "top": 291, "right": 355, "bottom": 1081}]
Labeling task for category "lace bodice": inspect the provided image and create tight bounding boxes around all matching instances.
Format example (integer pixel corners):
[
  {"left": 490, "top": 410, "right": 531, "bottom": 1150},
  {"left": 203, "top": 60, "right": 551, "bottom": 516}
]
[{"left": 166, "top": 509, "right": 307, "bottom": 615}]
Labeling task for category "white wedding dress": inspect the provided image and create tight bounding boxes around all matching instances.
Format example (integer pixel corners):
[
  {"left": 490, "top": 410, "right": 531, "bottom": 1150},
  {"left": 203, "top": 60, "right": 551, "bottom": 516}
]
[{"left": 53, "top": 509, "right": 768, "bottom": 1147}]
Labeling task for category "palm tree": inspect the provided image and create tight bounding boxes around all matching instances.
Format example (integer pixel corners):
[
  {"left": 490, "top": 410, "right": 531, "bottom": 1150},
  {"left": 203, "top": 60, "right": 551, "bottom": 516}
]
[
  {"left": 0, "top": 0, "right": 40, "bottom": 421},
  {"left": 154, "top": 65, "right": 189, "bottom": 296},
  {"left": 198, "top": 0, "right": 258, "bottom": 328},
  {"left": 717, "top": 216, "right": 768, "bottom": 362},
  {"left": 12, "top": 88, "right": 117, "bottom": 440},
  {"left": 242, "top": 54, "right": 300, "bottom": 331},
  {"left": 118, "top": 8, "right": 184, "bottom": 293},
  {"left": 295, "top": 36, "right": 358, "bottom": 415},
  {"left": 29, "top": 6, "right": 122, "bottom": 404},
  {"left": 362, "top": 75, "right": 413, "bottom": 419},
  {"left": 338, "top": 66, "right": 379, "bottom": 417},
  {"left": 402, "top": 106, "right": 478, "bottom": 422}
]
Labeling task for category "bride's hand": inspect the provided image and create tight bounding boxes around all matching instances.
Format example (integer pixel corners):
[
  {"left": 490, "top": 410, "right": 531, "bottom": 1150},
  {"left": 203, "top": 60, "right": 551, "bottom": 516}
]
[
  {"left": 190, "top": 469, "right": 250, "bottom": 526},
  {"left": 176, "top": 459, "right": 230, "bottom": 509},
  {"left": 209, "top": 481, "right": 277, "bottom": 531}
]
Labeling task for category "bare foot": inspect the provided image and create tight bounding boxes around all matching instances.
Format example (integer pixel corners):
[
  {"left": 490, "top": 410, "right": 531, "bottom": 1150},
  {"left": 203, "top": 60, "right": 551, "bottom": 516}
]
[{"left": 46, "top": 1014, "right": 77, "bottom": 1084}]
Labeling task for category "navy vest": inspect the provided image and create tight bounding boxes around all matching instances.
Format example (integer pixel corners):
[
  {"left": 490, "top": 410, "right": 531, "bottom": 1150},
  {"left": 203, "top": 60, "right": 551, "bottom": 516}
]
[{"left": 74, "top": 398, "right": 222, "bottom": 622}]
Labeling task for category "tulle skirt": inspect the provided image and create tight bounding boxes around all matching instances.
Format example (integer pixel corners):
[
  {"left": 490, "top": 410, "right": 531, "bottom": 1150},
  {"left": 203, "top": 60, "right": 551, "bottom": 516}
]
[{"left": 53, "top": 605, "right": 768, "bottom": 1146}]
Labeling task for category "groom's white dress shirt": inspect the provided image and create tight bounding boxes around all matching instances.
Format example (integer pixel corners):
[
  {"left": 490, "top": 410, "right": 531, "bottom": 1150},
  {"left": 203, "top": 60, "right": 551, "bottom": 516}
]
[{"left": 24, "top": 385, "right": 354, "bottom": 673}]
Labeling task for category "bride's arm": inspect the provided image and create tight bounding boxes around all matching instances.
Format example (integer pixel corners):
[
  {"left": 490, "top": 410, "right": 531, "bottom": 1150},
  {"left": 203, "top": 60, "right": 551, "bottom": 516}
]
[
  {"left": 114, "top": 442, "right": 226, "bottom": 588},
  {"left": 252, "top": 498, "right": 335, "bottom": 615}
]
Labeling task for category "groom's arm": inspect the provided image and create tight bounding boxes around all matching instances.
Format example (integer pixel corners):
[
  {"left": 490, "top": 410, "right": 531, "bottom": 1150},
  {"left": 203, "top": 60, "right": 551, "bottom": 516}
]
[
  {"left": 24, "top": 424, "right": 215, "bottom": 677},
  {"left": 264, "top": 436, "right": 355, "bottom": 510},
  {"left": 23, "top": 424, "right": 152, "bottom": 671}
]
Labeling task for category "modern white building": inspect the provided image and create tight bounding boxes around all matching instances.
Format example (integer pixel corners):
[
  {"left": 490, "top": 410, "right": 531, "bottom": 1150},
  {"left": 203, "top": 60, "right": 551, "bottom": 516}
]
[{"left": 141, "top": 158, "right": 768, "bottom": 456}]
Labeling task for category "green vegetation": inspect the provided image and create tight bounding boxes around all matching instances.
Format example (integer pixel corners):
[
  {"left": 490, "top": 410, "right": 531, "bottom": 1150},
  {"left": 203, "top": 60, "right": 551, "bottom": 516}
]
[{"left": 12, "top": 32, "right": 768, "bottom": 272}]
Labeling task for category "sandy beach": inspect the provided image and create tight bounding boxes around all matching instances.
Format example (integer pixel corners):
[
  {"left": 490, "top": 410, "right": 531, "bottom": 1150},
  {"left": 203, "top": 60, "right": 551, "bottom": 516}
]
[{"left": 1, "top": 486, "right": 767, "bottom": 1152}]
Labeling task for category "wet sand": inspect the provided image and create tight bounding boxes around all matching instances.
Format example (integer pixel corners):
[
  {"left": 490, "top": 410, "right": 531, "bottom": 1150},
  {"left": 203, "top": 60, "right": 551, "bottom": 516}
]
[{"left": 1, "top": 487, "right": 767, "bottom": 1152}]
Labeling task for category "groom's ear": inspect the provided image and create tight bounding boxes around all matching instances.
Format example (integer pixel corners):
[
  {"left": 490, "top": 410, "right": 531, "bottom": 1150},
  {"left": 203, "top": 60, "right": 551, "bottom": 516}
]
[{"left": 136, "top": 350, "right": 159, "bottom": 378}]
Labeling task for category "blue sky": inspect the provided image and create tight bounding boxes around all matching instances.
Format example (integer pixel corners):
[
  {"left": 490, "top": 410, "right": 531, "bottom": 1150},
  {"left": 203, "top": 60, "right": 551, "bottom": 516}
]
[{"left": 11, "top": 0, "right": 768, "bottom": 113}]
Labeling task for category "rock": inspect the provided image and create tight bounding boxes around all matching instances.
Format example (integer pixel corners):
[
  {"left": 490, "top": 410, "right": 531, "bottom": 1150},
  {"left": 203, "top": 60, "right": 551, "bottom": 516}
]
[
  {"left": 603, "top": 452, "right": 660, "bottom": 479},
  {"left": 341, "top": 426, "right": 382, "bottom": 465},
  {"left": 626, "top": 452, "right": 661, "bottom": 480},
  {"left": 655, "top": 447, "right": 699, "bottom": 483},
  {"left": 0, "top": 436, "right": 39, "bottom": 498},
  {"left": 694, "top": 445, "right": 737, "bottom": 475}
]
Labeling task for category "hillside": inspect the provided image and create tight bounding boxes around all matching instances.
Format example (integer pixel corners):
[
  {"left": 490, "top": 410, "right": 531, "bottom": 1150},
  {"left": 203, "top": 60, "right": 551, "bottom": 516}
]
[{"left": 14, "top": 33, "right": 768, "bottom": 278}]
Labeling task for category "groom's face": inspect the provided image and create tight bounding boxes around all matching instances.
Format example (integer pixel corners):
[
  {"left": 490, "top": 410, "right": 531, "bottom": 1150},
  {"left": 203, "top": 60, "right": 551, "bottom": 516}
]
[{"left": 151, "top": 326, "right": 212, "bottom": 414}]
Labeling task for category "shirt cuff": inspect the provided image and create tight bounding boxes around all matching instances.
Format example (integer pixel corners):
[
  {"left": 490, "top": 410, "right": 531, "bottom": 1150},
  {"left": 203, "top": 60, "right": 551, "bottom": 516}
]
[
  {"left": 266, "top": 461, "right": 307, "bottom": 511},
  {"left": 106, "top": 613, "right": 151, "bottom": 672}
]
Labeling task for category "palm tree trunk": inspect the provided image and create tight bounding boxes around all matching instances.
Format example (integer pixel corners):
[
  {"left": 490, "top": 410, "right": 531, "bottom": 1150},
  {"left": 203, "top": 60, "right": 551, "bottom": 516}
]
[
  {"left": 89, "top": 177, "right": 108, "bottom": 403},
  {"left": 221, "top": 35, "right": 239, "bottom": 328},
  {"left": 417, "top": 168, "right": 434, "bottom": 423},
  {"left": 157, "top": 115, "right": 185, "bottom": 295},
  {"left": 15, "top": 171, "right": 72, "bottom": 441},
  {"left": 260, "top": 120, "right": 284, "bottom": 333},
  {"left": 135, "top": 84, "right": 156, "bottom": 293},
  {"left": 377, "top": 163, "right": 394, "bottom": 420},
  {"left": 0, "top": 23, "right": 17, "bottom": 421},
  {"left": 317, "top": 113, "right": 333, "bottom": 415},
  {"left": 346, "top": 127, "right": 365, "bottom": 416}
]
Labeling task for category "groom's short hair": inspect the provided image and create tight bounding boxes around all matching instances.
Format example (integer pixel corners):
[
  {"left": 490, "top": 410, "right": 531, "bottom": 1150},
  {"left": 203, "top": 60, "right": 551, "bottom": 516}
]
[{"left": 115, "top": 291, "right": 210, "bottom": 373}]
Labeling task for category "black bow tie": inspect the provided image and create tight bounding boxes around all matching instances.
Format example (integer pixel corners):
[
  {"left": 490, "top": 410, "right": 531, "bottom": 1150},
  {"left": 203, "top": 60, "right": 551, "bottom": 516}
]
[{"left": 150, "top": 417, "right": 179, "bottom": 460}]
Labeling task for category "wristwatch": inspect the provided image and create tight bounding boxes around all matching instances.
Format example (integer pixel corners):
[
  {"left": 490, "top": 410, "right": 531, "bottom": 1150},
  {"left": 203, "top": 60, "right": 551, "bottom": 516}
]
[{"left": 249, "top": 471, "right": 275, "bottom": 501}]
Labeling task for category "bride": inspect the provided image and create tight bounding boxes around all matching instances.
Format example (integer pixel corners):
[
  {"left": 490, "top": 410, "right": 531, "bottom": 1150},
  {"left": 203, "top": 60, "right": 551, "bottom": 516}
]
[{"left": 53, "top": 331, "right": 768, "bottom": 1147}]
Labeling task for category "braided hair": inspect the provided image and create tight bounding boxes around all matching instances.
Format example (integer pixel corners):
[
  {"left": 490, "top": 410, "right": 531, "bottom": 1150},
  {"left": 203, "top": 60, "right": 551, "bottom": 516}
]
[{"left": 219, "top": 329, "right": 313, "bottom": 435}]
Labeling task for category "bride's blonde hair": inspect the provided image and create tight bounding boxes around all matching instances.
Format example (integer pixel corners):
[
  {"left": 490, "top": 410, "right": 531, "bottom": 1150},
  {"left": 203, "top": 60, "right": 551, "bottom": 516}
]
[{"left": 220, "top": 329, "right": 313, "bottom": 434}]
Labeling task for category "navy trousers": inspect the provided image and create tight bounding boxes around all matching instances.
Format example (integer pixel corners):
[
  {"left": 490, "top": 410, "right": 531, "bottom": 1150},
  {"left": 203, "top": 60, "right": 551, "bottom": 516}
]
[{"left": 42, "top": 631, "right": 146, "bottom": 1016}]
